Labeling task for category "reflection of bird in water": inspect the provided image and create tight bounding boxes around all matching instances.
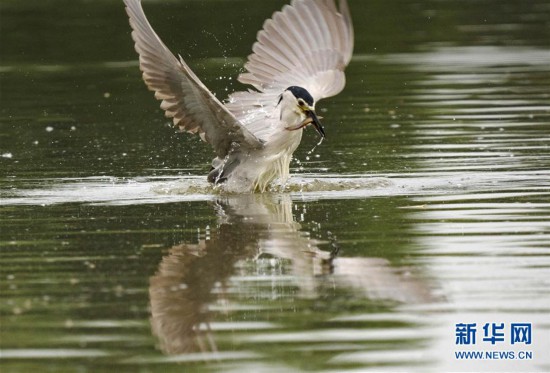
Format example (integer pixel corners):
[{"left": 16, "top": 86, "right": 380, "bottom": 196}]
[
  {"left": 149, "top": 199, "right": 262, "bottom": 354},
  {"left": 123, "top": 0, "right": 353, "bottom": 192},
  {"left": 149, "top": 194, "right": 309, "bottom": 354},
  {"left": 149, "top": 195, "right": 432, "bottom": 355}
]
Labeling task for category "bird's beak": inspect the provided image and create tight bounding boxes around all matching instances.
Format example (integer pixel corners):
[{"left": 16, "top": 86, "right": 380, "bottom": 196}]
[
  {"left": 303, "top": 110, "right": 325, "bottom": 138},
  {"left": 284, "top": 109, "right": 325, "bottom": 138}
]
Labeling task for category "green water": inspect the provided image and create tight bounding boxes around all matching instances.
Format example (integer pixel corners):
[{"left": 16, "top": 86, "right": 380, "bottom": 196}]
[{"left": 1, "top": 0, "right": 550, "bottom": 372}]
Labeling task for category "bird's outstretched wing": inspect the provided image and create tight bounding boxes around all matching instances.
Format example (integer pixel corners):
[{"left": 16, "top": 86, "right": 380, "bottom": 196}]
[
  {"left": 226, "top": 0, "right": 353, "bottom": 139},
  {"left": 124, "top": 0, "right": 263, "bottom": 157}
]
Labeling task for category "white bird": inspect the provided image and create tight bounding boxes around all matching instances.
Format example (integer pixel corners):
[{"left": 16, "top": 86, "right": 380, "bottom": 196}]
[{"left": 124, "top": 0, "right": 354, "bottom": 192}]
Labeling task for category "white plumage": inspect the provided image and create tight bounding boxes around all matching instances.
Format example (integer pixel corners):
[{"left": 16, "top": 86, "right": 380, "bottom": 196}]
[{"left": 124, "top": 0, "right": 354, "bottom": 192}]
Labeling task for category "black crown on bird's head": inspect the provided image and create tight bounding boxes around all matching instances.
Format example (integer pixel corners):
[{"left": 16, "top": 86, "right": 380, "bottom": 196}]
[{"left": 286, "top": 86, "right": 314, "bottom": 106}]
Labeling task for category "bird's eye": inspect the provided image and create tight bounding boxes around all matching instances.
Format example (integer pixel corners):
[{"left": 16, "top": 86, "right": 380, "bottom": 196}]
[{"left": 298, "top": 99, "right": 305, "bottom": 106}]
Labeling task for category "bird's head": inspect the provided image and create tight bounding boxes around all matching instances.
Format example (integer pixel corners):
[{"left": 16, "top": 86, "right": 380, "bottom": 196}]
[{"left": 278, "top": 86, "right": 325, "bottom": 138}]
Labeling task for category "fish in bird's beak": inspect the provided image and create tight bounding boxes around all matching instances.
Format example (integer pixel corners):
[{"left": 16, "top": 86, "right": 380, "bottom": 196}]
[
  {"left": 286, "top": 110, "right": 326, "bottom": 138},
  {"left": 304, "top": 110, "right": 325, "bottom": 138}
]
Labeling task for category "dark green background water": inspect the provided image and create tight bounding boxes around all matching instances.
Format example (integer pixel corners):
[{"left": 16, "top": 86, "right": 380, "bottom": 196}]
[{"left": 1, "top": 0, "right": 549, "bottom": 372}]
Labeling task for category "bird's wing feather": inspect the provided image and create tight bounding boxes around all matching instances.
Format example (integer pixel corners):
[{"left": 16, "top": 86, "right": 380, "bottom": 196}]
[
  {"left": 226, "top": 0, "right": 353, "bottom": 139},
  {"left": 236, "top": 0, "right": 352, "bottom": 100},
  {"left": 124, "top": 0, "right": 263, "bottom": 157}
]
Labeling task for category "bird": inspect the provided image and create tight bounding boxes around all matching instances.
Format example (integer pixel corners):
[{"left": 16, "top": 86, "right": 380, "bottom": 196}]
[{"left": 123, "top": 0, "right": 354, "bottom": 192}]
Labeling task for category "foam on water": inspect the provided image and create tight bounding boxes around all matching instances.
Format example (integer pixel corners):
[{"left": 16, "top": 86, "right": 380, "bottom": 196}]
[{"left": 2, "top": 171, "right": 547, "bottom": 206}]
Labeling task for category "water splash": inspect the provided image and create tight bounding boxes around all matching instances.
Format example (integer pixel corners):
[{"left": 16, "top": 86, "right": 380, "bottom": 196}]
[
  {"left": 305, "top": 137, "right": 324, "bottom": 161},
  {"left": 3, "top": 171, "right": 545, "bottom": 206}
]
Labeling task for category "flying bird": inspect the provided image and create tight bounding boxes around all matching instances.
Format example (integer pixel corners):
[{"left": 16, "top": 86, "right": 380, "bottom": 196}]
[{"left": 124, "top": 0, "right": 354, "bottom": 192}]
